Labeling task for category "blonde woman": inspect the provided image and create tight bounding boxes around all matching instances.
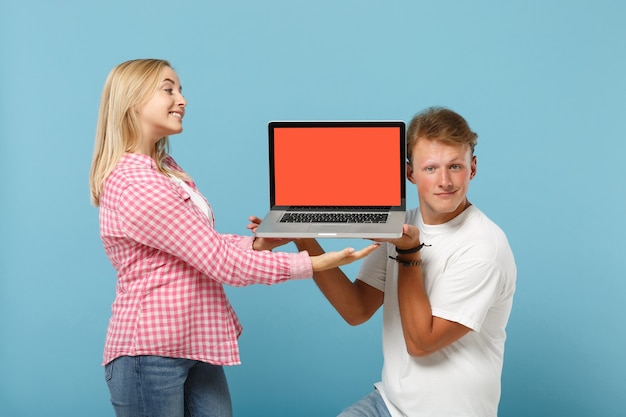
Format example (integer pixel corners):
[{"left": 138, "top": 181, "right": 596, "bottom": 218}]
[{"left": 90, "top": 58, "right": 378, "bottom": 417}]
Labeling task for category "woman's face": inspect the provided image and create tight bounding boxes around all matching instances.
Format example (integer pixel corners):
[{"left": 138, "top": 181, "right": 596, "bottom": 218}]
[{"left": 136, "top": 66, "right": 187, "bottom": 153}]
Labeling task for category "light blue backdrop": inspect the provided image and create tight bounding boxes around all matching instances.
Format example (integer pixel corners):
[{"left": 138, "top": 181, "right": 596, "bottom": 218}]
[{"left": 1, "top": 1, "right": 624, "bottom": 416}]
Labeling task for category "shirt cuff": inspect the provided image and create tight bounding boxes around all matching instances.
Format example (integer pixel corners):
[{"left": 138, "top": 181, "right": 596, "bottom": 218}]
[
  {"left": 290, "top": 251, "right": 313, "bottom": 279},
  {"left": 237, "top": 235, "right": 256, "bottom": 250}
]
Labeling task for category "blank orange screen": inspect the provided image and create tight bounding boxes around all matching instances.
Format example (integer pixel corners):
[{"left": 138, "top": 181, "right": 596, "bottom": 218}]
[{"left": 273, "top": 127, "right": 401, "bottom": 206}]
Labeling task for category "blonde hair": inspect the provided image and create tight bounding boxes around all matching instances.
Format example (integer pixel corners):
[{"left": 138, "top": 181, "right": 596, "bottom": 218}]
[
  {"left": 89, "top": 58, "right": 188, "bottom": 206},
  {"left": 406, "top": 107, "right": 478, "bottom": 163}
]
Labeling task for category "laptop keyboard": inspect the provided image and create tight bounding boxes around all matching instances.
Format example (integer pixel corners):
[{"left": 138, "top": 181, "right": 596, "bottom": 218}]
[{"left": 279, "top": 208, "right": 389, "bottom": 224}]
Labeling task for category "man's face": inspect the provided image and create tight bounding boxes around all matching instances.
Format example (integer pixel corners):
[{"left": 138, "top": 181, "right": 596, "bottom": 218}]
[{"left": 407, "top": 138, "right": 476, "bottom": 225}]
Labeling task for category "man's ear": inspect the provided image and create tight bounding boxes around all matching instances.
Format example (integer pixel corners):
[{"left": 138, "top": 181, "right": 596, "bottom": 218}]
[
  {"left": 406, "top": 162, "right": 416, "bottom": 184},
  {"left": 470, "top": 155, "right": 477, "bottom": 179}
]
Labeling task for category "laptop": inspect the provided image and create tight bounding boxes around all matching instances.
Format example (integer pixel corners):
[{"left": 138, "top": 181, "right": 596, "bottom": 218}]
[{"left": 254, "top": 120, "right": 406, "bottom": 238}]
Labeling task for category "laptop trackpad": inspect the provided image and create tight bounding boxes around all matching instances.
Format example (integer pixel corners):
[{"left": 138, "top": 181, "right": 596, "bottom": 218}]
[{"left": 310, "top": 224, "right": 349, "bottom": 236}]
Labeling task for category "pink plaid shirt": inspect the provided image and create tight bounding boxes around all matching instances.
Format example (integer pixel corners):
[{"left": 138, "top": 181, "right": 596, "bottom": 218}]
[{"left": 99, "top": 153, "right": 312, "bottom": 366}]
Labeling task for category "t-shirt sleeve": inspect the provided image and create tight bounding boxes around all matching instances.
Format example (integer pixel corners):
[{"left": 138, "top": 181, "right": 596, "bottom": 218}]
[
  {"left": 356, "top": 243, "right": 391, "bottom": 292},
  {"left": 430, "top": 257, "right": 505, "bottom": 332}
]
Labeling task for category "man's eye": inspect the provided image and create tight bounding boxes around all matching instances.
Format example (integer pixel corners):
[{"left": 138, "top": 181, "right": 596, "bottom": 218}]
[
  {"left": 425, "top": 167, "right": 435, "bottom": 172},
  {"left": 450, "top": 164, "right": 461, "bottom": 170}
]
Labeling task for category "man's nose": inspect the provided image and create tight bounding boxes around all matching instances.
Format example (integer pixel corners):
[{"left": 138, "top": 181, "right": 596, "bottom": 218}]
[{"left": 439, "top": 170, "right": 452, "bottom": 187}]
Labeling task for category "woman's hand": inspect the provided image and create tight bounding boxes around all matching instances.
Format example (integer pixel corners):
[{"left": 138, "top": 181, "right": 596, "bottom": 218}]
[
  {"left": 247, "top": 216, "right": 293, "bottom": 251},
  {"left": 247, "top": 216, "right": 380, "bottom": 268},
  {"left": 310, "top": 243, "right": 380, "bottom": 272}
]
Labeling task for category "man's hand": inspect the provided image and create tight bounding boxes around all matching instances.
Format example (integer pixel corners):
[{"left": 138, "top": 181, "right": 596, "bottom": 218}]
[{"left": 372, "top": 224, "right": 421, "bottom": 251}]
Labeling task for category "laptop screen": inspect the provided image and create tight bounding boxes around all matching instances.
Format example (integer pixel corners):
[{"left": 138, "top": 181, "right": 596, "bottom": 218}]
[{"left": 269, "top": 122, "right": 405, "bottom": 207}]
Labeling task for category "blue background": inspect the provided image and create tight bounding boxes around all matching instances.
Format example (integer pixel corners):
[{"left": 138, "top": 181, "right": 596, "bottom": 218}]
[{"left": 1, "top": 1, "right": 625, "bottom": 416}]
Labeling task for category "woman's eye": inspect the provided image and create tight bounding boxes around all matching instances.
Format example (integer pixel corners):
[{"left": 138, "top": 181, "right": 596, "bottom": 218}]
[{"left": 164, "top": 88, "right": 174, "bottom": 94}]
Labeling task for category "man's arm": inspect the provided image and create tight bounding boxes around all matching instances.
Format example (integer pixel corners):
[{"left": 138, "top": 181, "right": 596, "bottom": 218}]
[
  {"left": 394, "top": 250, "right": 471, "bottom": 357},
  {"left": 372, "top": 224, "right": 471, "bottom": 357},
  {"left": 295, "top": 238, "right": 383, "bottom": 326}
]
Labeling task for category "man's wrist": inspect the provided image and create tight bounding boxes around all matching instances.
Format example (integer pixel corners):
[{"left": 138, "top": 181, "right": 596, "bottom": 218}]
[
  {"left": 395, "top": 243, "right": 431, "bottom": 254},
  {"left": 389, "top": 254, "right": 422, "bottom": 267}
]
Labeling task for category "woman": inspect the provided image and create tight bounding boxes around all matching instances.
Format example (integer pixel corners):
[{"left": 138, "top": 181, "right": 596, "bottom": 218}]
[{"left": 89, "top": 58, "right": 378, "bottom": 417}]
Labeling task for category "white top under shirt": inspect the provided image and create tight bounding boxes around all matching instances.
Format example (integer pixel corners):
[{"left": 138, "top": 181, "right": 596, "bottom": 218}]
[
  {"left": 169, "top": 175, "right": 210, "bottom": 217},
  {"left": 358, "top": 205, "right": 516, "bottom": 417}
]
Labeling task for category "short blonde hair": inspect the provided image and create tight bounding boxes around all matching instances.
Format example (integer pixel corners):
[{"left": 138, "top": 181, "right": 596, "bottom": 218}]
[
  {"left": 406, "top": 107, "right": 478, "bottom": 163},
  {"left": 89, "top": 59, "right": 186, "bottom": 206}
]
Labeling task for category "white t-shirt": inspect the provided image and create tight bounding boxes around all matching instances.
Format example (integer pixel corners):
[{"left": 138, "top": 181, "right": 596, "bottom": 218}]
[{"left": 358, "top": 205, "right": 516, "bottom": 417}]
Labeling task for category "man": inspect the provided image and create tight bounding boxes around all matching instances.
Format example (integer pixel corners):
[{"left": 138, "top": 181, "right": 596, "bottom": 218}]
[{"left": 294, "top": 107, "right": 517, "bottom": 416}]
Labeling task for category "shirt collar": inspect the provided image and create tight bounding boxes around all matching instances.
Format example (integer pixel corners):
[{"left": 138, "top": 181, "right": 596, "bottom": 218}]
[{"left": 119, "top": 153, "right": 158, "bottom": 169}]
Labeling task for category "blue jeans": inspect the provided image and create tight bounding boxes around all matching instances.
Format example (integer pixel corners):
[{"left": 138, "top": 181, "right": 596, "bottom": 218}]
[
  {"left": 105, "top": 356, "right": 232, "bottom": 417},
  {"left": 338, "top": 389, "right": 392, "bottom": 417}
]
